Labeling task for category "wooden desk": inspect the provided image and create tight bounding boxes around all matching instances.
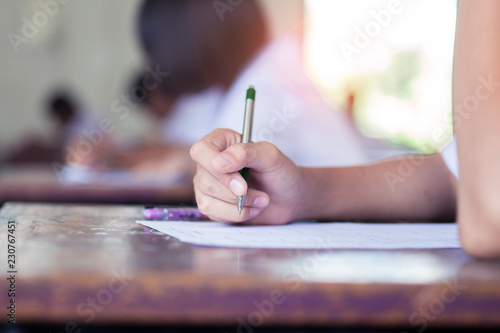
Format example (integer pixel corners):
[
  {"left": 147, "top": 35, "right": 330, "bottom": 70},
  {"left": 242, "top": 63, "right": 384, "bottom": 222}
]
[
  {"left": 0, "top": 166, "right": 194, "bottom": 205},
  {"left": 1, "top": 202, "right": 500, "bottom": 331}
]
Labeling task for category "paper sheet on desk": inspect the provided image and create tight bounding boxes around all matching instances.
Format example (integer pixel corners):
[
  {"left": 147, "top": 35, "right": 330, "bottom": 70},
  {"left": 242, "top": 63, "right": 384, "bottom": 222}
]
[{"left": 136, "top": 220, "right": 461, "bottom": 249}]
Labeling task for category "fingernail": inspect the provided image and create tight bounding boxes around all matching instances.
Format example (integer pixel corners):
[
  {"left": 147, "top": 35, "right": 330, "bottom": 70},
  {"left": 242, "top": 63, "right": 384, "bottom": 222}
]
[
  {"left": 252, "top": 196, "right": 269, "bottom": 208},
  {"left": 249, "top": 207, "right": 262, "bottom": 218},
  {"left": 229, "top": 179, "right": 245, "bottom": 195},
  {"left": 212, "top": 153, "right": 233, "bottom": 168}
]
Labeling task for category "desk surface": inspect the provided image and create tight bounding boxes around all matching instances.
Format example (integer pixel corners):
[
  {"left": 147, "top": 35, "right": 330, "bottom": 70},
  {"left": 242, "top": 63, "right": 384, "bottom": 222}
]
[
  {"left": 1, "top": 202, "right": 499, "bottom": 330},
  {"left": 0, "top": 166, "right": 194, "bottom": 205}
]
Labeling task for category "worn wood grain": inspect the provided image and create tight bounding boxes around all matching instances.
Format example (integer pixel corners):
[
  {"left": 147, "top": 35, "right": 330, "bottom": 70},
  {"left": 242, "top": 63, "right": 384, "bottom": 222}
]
[{"left": 1, "top": 202, "right": 499, "bottom": 329}]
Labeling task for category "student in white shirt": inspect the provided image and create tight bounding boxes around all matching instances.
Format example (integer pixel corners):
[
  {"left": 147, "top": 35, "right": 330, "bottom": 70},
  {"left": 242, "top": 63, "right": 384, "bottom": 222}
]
[
  {"left": 190, "top": 0, "right": 500, "bottom": 258},
  {"left": 138, "top": 0, "right": 369, "bottom": 167},
  {"left": 76, "top": 0, "right": 369, "bottom": 172}
]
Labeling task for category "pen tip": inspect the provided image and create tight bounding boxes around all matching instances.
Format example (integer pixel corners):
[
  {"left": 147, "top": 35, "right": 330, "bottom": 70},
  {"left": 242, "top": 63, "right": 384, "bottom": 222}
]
[
  {"left": 249, "top": 85, "right": 254, "bottom": 89},
  {"left": 237, "top": 194, "right": 246, "bottom": 215}
]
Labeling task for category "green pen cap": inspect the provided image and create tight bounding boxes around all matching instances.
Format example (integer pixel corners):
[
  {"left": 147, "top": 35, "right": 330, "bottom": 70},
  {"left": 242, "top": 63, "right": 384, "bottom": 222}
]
[{"left": 246, "top": 85, "right": 255, "bottom": 100}]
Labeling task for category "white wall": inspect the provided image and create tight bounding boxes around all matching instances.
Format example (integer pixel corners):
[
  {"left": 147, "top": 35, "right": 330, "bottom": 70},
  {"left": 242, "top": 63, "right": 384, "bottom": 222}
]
[
  {"left": 0, "top": 0, "right": 143, "bottom": 155},
  {"left": 0, "top": 0, "right": 302, "bottom": 156}
]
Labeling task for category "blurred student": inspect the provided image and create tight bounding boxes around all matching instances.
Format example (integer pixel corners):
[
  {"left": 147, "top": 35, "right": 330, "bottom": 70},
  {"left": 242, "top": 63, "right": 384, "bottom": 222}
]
[
  {"left": 48, "top": 92, "right": 90, "bottom": 145},
  {"left": 72, "top": 74, "right": 194, "bottom": 174},
  {"left": 131, "top": 72, "right": 223, "bottom": 147},
  {"left": 190, "top": 0, "right": 500, "bottom": 258},
  {"left": 6, "top": 91, "right": 86, "bottom": 164},
  {"left": 108, "top": 74, "right": 195, "bottom": 173},
  {"left": 47, "top": 91, "right": 118, "bottom": 168},
  {"left": 138, "top": 0, "right": 369, "bottom": 167}
]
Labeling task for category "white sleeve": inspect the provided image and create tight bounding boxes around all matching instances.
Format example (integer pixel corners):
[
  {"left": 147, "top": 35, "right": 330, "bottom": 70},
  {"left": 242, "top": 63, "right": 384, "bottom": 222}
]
[
  {"left": 161, "top": 88, "right": 223, "bottom": 145},
  {"left": 214, "top": 84, "right": 369, "bottom": 167},
  {"left": 210, "top": 38, "right": 369, "bottom": 167},
  {"left": 441, "top": 139, "right": 459, "bottom": 179}
]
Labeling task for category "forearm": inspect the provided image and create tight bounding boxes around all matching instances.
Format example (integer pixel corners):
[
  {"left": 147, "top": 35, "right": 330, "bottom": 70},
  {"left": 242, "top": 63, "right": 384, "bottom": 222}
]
[
  {"left": 298, "top": 154, "right": 457, "bottom": 222},
  {"left": 453, "top": 0, "right": 500, "bottom": 257}
]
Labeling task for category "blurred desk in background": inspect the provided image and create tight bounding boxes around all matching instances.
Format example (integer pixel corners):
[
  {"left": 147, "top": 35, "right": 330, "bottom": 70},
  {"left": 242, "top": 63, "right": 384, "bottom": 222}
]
[
  {"left": 0, "top": 166, "right": 194, "bottom": 205},
  {"left": 1, "top": 202, "right": 499, "bottom": 332}
]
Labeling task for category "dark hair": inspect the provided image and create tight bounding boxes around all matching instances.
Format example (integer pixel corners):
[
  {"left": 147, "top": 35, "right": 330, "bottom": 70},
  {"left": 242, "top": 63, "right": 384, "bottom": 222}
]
[
  {"left": 130, "top": 72, "right": 150, "bottom": 105},
  {"left": 138, "top": 0, "right": 268, "bottom": 97},
  {"left": 47, "top": 92, "right": 77, "bottom": 121}
]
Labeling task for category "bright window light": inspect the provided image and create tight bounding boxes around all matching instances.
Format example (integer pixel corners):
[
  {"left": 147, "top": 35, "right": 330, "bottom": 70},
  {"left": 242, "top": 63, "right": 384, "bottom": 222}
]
[{"left": 304, "top": 0, "right": 457, "bottom": 152}]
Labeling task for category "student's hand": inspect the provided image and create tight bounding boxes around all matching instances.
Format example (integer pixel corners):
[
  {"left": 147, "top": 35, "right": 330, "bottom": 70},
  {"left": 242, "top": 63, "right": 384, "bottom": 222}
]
[{"left": 190, "top": 128, "right": 308, "bottom": 224}]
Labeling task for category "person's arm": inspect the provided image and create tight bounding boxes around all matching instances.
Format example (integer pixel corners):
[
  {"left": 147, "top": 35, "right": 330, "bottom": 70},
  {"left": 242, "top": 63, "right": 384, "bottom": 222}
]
[
  {"left": 190, "top": 129, "right": 456, "bottom": 224},
  {"left": 299, "top": 154, "right": 456, "bottom": 222},
  {"left": 453, "top": 0, "right": 500, "bottom": 258}
]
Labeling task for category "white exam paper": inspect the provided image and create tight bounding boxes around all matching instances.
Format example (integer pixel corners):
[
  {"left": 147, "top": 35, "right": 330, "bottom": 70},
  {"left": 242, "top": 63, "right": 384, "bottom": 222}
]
[{"left": 136, "top": 220, "right": 461, "bottom": 249}]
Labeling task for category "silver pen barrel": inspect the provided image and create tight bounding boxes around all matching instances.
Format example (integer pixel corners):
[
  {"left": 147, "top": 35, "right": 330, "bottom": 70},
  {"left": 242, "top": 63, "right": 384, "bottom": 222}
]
[{"left": 241, "top": 97, "right": 254, "bottom": 143}]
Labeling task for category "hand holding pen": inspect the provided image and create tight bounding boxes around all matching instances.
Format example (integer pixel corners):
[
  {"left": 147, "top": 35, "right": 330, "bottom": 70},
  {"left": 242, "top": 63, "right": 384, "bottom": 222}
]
[{"left": 190, "top": 88, "right": 306, "bottom": 224}]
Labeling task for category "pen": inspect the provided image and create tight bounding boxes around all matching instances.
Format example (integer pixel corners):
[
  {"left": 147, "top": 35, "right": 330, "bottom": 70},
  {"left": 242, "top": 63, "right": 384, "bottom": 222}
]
[
  {"left": 143, "top": 207, "right": 209, "bottom": 221},
  {"left": 237, "top": 85, "right": 255, "bottom": 214}
]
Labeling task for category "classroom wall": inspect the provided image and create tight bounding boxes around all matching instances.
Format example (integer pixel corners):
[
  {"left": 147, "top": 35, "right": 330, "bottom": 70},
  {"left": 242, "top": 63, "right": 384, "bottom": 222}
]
[
  {"left": 0, "top": 0, "right": 142, "bottom": 156},
  {"left": 0, "top": 0, "right": 302, "bottom": 158}
]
